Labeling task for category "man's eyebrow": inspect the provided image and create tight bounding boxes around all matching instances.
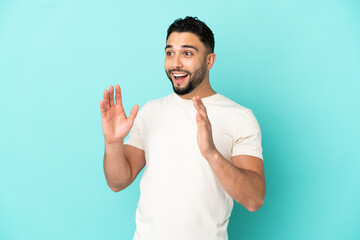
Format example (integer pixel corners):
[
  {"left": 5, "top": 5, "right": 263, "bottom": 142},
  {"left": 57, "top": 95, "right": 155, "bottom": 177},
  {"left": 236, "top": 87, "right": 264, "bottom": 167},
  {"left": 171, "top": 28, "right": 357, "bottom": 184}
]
[
  {"left": 165, "top": 45, "right": 198, "bottom": 52},
  {"left": 182, "top": 45, "right": 198, "bottom": 52}
]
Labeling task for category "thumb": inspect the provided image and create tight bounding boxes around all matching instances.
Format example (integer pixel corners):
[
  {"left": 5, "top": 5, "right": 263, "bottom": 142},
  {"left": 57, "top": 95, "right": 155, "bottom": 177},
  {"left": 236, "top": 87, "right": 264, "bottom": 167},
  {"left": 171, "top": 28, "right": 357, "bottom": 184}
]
[{"left": 128, "top": 104, "right": 139, "bottom": 123}]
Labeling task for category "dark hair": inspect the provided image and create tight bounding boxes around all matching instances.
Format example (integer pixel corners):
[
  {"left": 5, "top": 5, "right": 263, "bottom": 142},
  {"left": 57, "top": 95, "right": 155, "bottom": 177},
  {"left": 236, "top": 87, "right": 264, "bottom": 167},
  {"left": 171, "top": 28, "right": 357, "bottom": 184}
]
[{"left": 166, "top": 16, "right": 215, "bottom": 53}]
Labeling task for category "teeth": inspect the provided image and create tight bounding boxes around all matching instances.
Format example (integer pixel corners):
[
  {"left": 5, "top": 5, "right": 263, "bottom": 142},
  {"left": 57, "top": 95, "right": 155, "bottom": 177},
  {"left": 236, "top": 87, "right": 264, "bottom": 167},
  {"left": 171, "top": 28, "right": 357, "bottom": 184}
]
[{"left": 173, "top": 73, "right": 187, "bottom": 77}]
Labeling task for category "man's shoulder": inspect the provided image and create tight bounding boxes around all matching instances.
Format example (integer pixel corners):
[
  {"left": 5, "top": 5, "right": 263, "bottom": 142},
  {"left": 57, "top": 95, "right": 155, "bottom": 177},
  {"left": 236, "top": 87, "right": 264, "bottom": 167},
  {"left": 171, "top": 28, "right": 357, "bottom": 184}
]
[
  {"left": 142, "top": 93, "right": 174, "bottom": 108},
  {"left": 210, "top": 93, "right": 252, "bottom": 115},
  {"left": 137, "top": 93, "right": 174, "bottom": 116}
]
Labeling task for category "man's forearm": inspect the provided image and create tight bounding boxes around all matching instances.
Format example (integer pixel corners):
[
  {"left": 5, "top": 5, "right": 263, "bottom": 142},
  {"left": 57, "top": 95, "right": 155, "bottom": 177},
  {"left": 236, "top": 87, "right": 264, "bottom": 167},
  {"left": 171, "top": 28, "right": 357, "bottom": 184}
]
[
  {"left": 206, "top": 152, "right": 265, "bottom": 212},
  {"left": 103, "top": 141, "right": 132, "bottom": 191}
]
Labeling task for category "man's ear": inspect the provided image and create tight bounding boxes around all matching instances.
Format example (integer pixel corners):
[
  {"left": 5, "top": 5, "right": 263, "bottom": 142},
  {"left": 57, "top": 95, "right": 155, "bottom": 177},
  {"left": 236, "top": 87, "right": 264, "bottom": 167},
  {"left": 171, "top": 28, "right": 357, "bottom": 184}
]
[{"left": 206, "top": 53, "right": 216, "bottom": 70}]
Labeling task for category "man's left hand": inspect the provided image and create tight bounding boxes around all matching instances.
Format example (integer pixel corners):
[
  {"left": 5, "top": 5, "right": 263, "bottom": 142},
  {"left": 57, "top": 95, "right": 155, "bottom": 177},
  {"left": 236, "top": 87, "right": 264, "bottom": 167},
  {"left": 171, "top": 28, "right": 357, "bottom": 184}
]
[{"left": 193, "top": 96, "right": 218, "bottom": 159}]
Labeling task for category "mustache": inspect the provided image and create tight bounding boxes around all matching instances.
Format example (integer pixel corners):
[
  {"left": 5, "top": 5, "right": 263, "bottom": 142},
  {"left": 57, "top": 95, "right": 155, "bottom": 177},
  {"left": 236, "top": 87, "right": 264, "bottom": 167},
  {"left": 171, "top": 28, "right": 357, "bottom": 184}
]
[{"left": 168, "top": 69, "right": 191, "bottom": 75}]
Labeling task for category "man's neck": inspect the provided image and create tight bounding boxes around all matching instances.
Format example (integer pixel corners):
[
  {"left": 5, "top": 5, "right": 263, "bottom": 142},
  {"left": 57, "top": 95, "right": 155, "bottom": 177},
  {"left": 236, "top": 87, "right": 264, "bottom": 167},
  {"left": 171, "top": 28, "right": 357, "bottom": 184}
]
[{"left": 177, "top": 79, "right": 216, "bottom": 99}]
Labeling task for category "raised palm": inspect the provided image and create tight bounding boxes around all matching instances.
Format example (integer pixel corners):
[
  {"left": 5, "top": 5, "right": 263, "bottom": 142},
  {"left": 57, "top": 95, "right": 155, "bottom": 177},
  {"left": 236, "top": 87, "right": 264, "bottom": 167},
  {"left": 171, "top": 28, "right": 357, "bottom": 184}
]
[{"left": 100, "top": 84, "right": 139, "bottom": 143}]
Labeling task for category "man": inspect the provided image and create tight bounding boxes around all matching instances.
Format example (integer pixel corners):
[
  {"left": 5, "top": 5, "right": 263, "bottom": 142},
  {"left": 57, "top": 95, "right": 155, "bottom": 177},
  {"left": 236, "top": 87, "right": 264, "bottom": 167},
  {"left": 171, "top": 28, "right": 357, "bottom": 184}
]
[{"left": 100, "top": 16, "right": 265, "bottom": 240}]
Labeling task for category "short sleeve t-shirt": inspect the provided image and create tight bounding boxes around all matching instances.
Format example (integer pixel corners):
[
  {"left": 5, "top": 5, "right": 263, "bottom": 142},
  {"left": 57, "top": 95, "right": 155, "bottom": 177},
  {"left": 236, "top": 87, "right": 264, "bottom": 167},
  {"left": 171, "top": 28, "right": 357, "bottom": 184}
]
[{"left": 125, "top": 93, "right": 263, "bottom": 240}]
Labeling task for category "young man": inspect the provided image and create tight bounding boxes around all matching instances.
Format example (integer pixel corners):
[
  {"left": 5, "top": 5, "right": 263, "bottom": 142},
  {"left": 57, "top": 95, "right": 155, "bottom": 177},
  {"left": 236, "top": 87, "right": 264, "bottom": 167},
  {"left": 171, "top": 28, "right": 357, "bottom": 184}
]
[{"left": 100, "top": 16, "right": 266, "bottom": 240}]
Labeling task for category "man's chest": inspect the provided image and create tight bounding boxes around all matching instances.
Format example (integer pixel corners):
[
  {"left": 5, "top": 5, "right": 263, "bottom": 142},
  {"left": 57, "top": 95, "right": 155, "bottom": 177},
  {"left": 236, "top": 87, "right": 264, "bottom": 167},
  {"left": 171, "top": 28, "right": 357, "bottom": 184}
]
[{"left": 141, "top": 105, "right": 234, "bottom": 161}]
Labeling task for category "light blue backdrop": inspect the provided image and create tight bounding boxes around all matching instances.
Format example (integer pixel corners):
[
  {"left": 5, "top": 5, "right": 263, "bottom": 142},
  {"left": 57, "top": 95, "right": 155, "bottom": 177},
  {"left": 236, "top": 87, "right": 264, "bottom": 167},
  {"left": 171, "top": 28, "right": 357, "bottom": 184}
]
[{"left": 1, "top": 0, "right": 359, "bottom": 239}]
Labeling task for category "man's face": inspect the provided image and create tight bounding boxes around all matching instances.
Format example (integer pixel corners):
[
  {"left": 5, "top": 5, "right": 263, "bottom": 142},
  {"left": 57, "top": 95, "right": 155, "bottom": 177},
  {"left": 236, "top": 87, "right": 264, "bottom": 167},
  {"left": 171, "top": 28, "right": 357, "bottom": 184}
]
[{"left": 165, "top": 32, "right": 209, "bottom": 95}]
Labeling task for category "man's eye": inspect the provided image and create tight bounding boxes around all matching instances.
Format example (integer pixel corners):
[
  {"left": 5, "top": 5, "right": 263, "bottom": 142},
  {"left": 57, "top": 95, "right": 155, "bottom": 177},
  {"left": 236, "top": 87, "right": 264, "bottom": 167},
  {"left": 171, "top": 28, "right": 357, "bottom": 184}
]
[
  {"left": 185, "top": 51, "right": 193, "bottom": 56},
  {"left": 166, "top": 52, "right": 173, "bottom": 56}
]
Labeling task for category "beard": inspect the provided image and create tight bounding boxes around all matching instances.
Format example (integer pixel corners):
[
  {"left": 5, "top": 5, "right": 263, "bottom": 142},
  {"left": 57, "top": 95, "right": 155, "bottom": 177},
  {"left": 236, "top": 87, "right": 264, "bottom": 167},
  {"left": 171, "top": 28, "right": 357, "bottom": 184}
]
[{"left": 166, "top": 62, "right": 207, "bottom": 96}]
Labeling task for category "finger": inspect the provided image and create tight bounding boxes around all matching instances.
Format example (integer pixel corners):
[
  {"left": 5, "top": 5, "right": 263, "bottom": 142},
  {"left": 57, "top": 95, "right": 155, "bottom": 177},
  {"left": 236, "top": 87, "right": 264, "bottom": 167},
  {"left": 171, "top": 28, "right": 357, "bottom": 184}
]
[
  {"left": 196, "top": 112, "right": 202, "bottom": 123},
  {"left": 103, "top": 90, "right": 110, "bottom": 111},
  {"left": 196, "top": 111, "right": 208, "bottom": 127},
  {"left": 193, "top": 97, "right": 208, "bottom": 121},
  {"left": 109, "top": 85, "right": 115, "bottom": 107},
  {"left": 196, "top": 96, "right": 207, "bottom": 112},
  {"left": 192, "top": 96, "right": 206, "bottom": 113},
  {"left": 115, "top": 84, "right": 122, "bottom": 106},
  {"left": 192, "top": 97, "right": 201, "bottom": 111},
  {"left": 128, "top": 105, "right": 139, "bottom": 123},
  {"left": 99, "top": 100, "right": 107, "bottom": 118}
]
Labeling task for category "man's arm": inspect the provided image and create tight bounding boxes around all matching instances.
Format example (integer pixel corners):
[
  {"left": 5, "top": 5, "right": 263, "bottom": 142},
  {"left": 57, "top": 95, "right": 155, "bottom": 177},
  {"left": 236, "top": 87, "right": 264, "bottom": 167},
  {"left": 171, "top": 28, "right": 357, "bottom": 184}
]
[
  {"left": 206, "top": 153, "right": 265, "bottom": 212},
  {"left": 193, "top": 96, "right": 266, "bottom": 212},
  {"left": 103, "top": 143, "right": 145, "bottom": 192},
  {"left": 100, "top": 84, "right": 145, "bottom": 192}
]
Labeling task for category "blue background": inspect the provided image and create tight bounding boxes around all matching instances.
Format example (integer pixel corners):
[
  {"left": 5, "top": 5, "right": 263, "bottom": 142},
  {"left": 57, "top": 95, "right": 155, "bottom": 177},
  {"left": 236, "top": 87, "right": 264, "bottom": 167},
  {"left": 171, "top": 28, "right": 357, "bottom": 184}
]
[{"left": 1, "top": 0, "right": 359, "bottom": 239}]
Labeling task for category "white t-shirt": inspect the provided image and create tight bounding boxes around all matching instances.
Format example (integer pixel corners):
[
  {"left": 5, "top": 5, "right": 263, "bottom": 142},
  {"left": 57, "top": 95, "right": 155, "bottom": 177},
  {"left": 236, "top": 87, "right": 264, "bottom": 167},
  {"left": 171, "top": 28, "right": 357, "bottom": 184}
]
[{"left": 125, "top": 93, "right": 263, "bottom": 240}]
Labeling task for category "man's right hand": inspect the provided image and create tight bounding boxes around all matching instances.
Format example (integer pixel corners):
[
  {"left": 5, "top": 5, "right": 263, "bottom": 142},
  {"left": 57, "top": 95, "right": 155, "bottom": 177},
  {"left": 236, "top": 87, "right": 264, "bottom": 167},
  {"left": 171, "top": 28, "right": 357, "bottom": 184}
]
[{"left": 100, "top": 84, "right": 139, "bottom": 143}]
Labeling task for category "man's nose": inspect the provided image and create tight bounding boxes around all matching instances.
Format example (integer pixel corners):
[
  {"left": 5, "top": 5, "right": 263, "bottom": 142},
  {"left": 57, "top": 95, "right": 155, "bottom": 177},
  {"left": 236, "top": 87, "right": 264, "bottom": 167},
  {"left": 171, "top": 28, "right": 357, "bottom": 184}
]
[{"left": 172, "top": 55, "right": 183, "bottom": 69}]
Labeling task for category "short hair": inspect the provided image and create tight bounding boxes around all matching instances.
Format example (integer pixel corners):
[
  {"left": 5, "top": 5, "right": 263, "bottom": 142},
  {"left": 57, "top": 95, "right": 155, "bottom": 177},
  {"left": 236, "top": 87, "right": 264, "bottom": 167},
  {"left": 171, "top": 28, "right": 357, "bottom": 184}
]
[{"left": 166, "top": 16, "right": 215, "bottom": 53}]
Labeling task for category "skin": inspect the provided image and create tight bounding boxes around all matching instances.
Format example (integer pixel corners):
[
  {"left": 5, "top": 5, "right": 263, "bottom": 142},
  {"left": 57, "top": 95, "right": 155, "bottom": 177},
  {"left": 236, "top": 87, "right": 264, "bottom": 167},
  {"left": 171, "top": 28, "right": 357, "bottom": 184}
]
[
  {"left": 100, "top": 32, "right": 266, "bottom": 212},
  {"left": 164, "top": 32, "right": 216, "bottom": 99}
]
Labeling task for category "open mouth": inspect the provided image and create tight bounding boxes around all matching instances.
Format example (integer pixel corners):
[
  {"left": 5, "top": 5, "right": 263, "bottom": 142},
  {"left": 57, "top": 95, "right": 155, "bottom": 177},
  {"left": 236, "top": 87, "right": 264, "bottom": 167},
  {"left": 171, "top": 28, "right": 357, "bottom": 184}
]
[{"left": 172, "top": 72, "right": 189, "bottom": 84}]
